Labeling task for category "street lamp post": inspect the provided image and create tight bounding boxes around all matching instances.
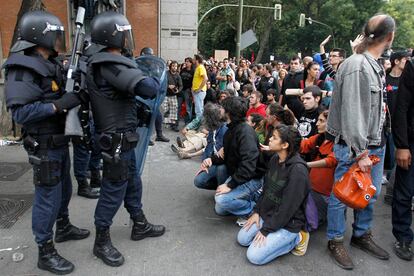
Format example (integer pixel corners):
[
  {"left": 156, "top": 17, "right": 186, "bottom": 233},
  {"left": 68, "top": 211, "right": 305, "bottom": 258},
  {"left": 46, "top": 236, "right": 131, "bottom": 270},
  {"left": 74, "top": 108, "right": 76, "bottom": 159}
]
[
  {"left": 198, "top": 3, "right": 281, "bottom": 63},
  {"left": 299, "top": 14, "right": 336, "bottom": 48},
  {"left": 235, "top": 0, "right": 243, "bottom": 63}
]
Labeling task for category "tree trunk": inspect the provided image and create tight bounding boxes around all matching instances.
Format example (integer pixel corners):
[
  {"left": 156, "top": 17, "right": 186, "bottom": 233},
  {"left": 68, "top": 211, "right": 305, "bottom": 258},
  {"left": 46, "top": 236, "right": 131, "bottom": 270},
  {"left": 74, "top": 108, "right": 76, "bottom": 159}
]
[
  {"left": 255, "top": 17, "right": 273, "bottom": 63},
  {"left": 0, "top": 0, "right": 45, "bottom": 137}
]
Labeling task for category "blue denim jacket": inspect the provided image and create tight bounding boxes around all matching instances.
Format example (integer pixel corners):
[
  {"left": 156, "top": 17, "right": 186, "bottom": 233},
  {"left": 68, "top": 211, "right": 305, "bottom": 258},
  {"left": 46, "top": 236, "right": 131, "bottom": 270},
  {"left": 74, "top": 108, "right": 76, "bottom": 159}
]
[
  {"left": 202, "top": 124, "right": 228, "bottom": 160},
  {"left": 327, "top": 52, "right": 385, "bottom": 157}
]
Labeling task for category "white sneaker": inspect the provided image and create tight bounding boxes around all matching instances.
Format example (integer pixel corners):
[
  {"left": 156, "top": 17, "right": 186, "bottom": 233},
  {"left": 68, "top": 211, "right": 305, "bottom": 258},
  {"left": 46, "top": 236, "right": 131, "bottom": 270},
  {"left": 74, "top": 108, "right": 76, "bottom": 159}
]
[{"left": 236, "top": 217, "right": 248, "bottom": 227}]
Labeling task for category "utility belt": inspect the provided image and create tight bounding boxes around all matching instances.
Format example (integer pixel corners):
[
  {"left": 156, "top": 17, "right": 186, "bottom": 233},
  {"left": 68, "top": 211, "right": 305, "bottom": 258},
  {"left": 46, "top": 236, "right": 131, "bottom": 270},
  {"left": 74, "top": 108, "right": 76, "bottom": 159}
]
[
  {"left": 22, "top": 134, "right": 69, "bottom": 187},
  {"left": 97, "top": 131, "right": 139, "bottom": 182}
]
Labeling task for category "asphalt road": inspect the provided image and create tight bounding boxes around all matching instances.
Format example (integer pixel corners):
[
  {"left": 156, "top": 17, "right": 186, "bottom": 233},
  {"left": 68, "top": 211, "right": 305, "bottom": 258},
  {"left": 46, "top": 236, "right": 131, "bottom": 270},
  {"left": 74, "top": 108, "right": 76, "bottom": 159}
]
[{"left": 0, "top": 129, "right": 412, "bottom": 276}]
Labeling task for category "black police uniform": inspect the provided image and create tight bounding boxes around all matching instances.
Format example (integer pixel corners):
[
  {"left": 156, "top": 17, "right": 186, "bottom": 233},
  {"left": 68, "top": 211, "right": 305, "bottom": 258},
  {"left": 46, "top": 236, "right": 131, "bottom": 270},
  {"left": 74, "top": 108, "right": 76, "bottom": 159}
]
[
  {"left": 3, "top": 11, "right": 89, "bottom": 275},
  {"left": 87, "top": 11, "right": 165, "bottom": 267}
]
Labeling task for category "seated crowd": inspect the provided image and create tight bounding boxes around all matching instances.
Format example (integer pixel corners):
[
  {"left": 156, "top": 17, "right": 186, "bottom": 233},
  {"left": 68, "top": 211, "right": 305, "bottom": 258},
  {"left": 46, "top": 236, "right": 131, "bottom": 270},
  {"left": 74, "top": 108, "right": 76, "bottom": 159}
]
[{"left": 163, "top": 24, "right": 414, "bottom": 267}]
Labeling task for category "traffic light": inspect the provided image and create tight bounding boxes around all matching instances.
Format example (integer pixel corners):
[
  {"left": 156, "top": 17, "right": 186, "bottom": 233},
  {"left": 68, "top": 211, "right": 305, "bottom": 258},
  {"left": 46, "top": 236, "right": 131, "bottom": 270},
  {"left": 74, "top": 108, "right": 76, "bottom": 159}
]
[
  {"left": 299, "top": 13, "right": 305, "bottom": 27},
  {"left": 274, "top": 4, "right": 282, "bottom": 20}
]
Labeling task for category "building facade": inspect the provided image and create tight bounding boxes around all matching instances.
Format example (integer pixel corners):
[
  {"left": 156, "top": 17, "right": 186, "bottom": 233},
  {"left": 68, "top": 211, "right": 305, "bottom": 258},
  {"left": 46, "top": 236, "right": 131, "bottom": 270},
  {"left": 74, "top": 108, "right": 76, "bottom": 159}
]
[
  {"left": 0, "top": 0, "right": 197, "bottom": 61},
  {"left": 160, "top": 0, "right": 198, "bottom": 62}
]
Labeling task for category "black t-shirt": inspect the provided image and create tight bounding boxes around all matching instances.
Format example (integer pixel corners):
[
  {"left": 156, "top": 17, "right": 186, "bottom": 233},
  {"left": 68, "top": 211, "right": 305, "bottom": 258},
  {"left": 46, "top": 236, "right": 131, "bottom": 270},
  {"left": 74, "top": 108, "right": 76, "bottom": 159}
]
[
  {"left": 257, "top": 75, "right": 278, "bottom": 99},
  {"left": 385, "top": 73, "right": 400, "bottom": 118},
  {"left": 297, "top": 108, "right": 320, "bottom": 138},
  {"left": 180, "top": 68, "right": 194, "bottom": 90}
]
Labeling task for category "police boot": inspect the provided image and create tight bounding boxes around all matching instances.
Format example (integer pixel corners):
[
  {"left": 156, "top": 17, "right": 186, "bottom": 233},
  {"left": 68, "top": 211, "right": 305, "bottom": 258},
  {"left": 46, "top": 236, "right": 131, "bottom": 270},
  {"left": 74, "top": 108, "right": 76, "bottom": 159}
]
[
  {"left": 89, "top": 170, "right": 102, "bottom": 194},
  {"left": 93, "top": 228, "right": 124, "bottom": 267},
  {"left": 77, "top": 178, "right": 100, "bottom": 199},
  {"left": 38, "top": 240, "right": 74, "bottom": 275},
  {"left": 55, "top": 217, "right": 90, "bottom": 243},
  {"left": 131, "top": 211, "right": 166, "bottom": 241}
]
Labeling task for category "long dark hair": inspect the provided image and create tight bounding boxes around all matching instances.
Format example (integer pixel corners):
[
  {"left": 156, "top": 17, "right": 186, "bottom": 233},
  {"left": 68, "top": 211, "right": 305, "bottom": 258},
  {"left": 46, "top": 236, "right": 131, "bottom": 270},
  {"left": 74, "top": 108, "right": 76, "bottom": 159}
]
[
  {"left": 303, "top": 61, "right": 320, "bottom": 82},
  {"left": 267, "top": 103, "right": 295, "bottom": 126},
  {"left": 274, "top": 124, "right": 302, "bottom": 158},
  {"left": 309, "top": 110, "right": 329, "bottom": 160}
]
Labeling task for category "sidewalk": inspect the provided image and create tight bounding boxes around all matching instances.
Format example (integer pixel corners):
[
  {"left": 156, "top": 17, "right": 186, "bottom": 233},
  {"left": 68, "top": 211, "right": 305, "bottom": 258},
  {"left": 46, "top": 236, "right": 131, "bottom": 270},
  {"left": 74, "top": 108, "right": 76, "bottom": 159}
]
[{"left": 0, "top": 130, "right": 413, "bottom": 276}]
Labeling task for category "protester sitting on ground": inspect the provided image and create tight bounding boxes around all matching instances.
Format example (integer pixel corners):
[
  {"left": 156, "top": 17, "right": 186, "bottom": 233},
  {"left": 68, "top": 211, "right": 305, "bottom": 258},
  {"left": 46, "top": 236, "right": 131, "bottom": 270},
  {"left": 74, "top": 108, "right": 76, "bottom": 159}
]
[
  {"left": 217, "top": 90, "right": 231, "bottom": 104},
  {"left": 193, "top": 104, "right": 228, "bottom": 188},
  {"left": 204, "top": 81, "right": 217, "bottom": 104},
  {"left": 200, "top": 97, "right": 266, "bottom": 217},
  {"left": 266, "top": 88, "right": 278, "bottom": 105},
  {"left": 247, "top": 113, "right": 266, "bottom": 144},
  {"left": 285, "top": 85, "right": 324, "bottom": 139},
  {"left": 246, "top": 91, "right": 267, "bottom": 118},
  {"left": 173, "top": 103, "right": 227, "bottom": 162},
  {"left": 171, "top": 130, "right": 208, "bottom": 160},
  {"left": 237, "top": 124, "right": 310, "bottom": 265},
  {"left": 300, "top": 110, "right": 337, "bottom": 226},
  {"left": 263, "top": 103, "right": 296, "bottom": 146}
]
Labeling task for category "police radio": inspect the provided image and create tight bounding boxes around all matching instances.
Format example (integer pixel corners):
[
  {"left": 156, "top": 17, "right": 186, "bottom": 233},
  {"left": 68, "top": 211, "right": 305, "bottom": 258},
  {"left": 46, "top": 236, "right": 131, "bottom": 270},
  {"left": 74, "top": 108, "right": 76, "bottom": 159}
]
[{"left": 64, "top": 6, "right": 86, "bottom": 137}]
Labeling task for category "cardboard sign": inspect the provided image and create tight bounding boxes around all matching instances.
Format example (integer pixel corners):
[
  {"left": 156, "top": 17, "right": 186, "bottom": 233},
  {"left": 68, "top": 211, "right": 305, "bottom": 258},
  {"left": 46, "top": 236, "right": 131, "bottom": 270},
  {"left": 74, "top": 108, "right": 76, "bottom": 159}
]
[{"left": 214, "top": 50, "right": 229, "bottom": 62}]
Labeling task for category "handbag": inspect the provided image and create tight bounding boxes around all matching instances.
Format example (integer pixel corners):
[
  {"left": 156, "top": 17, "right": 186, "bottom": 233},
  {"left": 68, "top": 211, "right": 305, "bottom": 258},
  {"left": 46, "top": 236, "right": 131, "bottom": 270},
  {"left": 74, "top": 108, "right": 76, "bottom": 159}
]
[{"left": 333, "top": 155, "right": 380, "bottom": 209}]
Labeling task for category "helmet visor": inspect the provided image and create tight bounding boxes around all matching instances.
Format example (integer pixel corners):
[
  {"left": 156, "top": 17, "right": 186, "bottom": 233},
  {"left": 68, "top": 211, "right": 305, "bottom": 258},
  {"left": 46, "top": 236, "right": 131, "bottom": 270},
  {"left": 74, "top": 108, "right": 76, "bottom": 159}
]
[
  {"left": 53, "top": 30, "right": 66, "bottom": 53},
  {"left": 42, "top": 22, "right": 66, "bottom": 53},
  {"left": 115, "top": 24, "right": 135, "bottom": 52}
]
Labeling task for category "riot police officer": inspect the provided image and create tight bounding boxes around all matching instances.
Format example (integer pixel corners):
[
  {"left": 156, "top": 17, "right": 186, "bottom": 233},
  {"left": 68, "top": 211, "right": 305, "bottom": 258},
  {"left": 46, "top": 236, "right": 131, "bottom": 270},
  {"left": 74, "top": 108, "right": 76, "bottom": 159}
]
[
  {"left": 87, "top": 11, "right": 165, "bottom": 267},
  {"left": 3, "top": 11, "right": 90, "bottom": 275}
]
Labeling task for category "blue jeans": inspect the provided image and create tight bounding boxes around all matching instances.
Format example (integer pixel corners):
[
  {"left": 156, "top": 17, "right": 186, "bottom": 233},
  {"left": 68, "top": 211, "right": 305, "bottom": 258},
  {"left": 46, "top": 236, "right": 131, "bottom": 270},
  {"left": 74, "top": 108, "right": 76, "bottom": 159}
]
[
  {"left": 385, "top": 132, "right": 396, "bottom": 177},
  {"left": 192, "top": 90, "right": 206, "bottom": 120},
  {"left": 215, "top": 178, "right": 263, "bottom": 216},
  {"left": 94, "top": 149, "right": 143, "bottom": 228},
  {"left": 194, "top": 164, "right": 228, "bottom": 190},
  {"left": 183, "top": 89, "right": 193, "bottom": 124},
  {"left": 237, "top": 218, "right": 300, "bottom": 265},
  {"left": 392, "top": 142, "right": 414, "bottom": 243},
  {"left": 31, "top": 146, "right": 72, "bottom": 244},
  {"left": 327, "top": 144, "right": 385, "bottom": 240}
]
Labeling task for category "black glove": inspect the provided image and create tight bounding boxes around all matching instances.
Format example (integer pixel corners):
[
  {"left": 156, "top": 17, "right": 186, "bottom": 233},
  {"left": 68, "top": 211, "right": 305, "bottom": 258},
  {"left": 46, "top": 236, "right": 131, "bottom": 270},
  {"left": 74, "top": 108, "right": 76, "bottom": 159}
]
[{"left": 53, "top": 93, "right": 81, "bottom": 113}]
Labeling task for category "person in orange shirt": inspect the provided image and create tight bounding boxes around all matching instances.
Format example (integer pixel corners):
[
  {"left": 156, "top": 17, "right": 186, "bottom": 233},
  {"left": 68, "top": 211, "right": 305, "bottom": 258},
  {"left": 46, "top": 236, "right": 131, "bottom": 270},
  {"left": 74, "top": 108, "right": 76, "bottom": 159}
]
[{"left": 300, "top": 110, "right": 337, "bottom": 226}]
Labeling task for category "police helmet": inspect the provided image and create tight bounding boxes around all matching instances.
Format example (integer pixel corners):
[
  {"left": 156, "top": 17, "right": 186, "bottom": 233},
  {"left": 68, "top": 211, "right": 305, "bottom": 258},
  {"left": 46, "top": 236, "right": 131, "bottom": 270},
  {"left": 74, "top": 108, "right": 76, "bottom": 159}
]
[
  {"left": 90, "top": 11, "right": 134, "bottom": 52},
  {"left": 140, "top": 47, "right": 154, "bottom": 56},
  {"left": 11, "top": 11, "right": 65, "bottom": 54}
]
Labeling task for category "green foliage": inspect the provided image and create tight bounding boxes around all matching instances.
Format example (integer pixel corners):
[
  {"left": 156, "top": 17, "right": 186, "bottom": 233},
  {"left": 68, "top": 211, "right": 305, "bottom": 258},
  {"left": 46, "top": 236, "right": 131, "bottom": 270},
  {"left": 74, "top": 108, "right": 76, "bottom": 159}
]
[
  {"left": 382, "top": 0, "right": 414, "bottom": 49},
  {"left": 198, "top": 0, "right": 412, "bottom": 63}
]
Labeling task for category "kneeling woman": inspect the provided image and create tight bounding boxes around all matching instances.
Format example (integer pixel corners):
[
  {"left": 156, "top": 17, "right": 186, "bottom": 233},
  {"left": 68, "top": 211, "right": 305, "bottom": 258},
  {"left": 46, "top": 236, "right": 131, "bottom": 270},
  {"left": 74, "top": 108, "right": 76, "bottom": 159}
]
[
  {"left": 300, "top": 110, "right": 337, "bottom": 226},
  {"left": 237, "top": 125, "right": 310, "bottom": 265}
]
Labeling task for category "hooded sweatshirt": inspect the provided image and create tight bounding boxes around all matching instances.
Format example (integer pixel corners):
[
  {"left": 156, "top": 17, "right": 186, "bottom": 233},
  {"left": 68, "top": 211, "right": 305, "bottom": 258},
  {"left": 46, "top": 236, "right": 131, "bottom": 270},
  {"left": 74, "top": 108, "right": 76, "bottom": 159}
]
[{"left": 254, "top": 153, "right": 310, "bottom": 236}]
